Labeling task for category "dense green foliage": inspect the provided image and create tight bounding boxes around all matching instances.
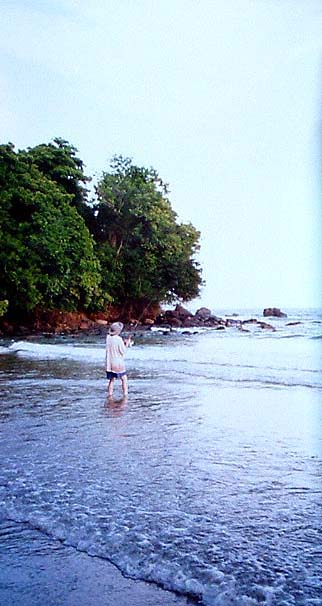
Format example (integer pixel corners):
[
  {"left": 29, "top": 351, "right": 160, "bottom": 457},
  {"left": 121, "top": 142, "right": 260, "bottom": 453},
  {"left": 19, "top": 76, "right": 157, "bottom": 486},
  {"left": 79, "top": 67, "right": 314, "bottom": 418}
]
[
  {"left": 0, "top": 142, "right": 102, "bottom": 315},
  {"left": 93, "top": 156, "right": 202, "bottom": 310},
  {"left": 0, "top": 141, "right": 202, "bottom": 319}
]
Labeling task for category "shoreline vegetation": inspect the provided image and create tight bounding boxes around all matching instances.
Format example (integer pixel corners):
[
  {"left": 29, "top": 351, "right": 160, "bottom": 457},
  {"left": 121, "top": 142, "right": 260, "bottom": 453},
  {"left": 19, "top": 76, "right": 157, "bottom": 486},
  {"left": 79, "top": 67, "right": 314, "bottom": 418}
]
[
  {"left": 0, "top": 139, "right": 289, "bottom": 339},
  {"left": 0, "top": 139, "right": 202, "bottom": 330}
]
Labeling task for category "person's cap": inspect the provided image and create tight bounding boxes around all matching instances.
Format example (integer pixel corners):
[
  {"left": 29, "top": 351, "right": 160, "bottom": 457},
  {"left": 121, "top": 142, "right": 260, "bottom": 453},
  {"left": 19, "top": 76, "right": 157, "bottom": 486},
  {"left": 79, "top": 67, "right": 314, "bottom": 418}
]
[{"left": 109, "top": 322, "right": 124, "bottom": 335}]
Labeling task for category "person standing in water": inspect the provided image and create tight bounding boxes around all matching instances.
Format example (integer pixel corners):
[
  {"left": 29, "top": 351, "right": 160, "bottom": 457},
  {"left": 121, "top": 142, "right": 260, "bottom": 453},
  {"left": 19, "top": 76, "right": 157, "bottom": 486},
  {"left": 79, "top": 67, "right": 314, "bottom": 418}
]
[{"left": 105, "top": 322, "right": 132, "bottom": 397}]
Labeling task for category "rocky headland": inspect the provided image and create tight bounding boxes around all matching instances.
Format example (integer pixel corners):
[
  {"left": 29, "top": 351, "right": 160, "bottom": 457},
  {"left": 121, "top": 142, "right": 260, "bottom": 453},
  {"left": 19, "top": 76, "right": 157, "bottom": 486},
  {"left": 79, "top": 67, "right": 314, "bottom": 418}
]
[{"left": 0, "top": 304, "right": 288, "bottom": 337}]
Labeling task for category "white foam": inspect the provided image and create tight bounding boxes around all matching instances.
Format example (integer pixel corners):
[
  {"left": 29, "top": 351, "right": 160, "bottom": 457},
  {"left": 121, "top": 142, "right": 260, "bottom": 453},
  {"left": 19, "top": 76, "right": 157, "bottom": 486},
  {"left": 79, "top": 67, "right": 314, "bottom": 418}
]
[
  {"left": 7, "top": 340, "right": 104, "bottom": 363},
  {"left": 0, "top": 346, "right": 12, "bottom": 355}
]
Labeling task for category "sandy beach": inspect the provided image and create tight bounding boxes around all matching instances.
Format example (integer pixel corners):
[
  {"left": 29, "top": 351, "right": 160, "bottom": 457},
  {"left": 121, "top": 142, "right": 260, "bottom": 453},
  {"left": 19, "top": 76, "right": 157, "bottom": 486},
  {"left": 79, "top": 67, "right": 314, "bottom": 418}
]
[{"left": 0, "top": 521, "right": 191, "bottom": 606}]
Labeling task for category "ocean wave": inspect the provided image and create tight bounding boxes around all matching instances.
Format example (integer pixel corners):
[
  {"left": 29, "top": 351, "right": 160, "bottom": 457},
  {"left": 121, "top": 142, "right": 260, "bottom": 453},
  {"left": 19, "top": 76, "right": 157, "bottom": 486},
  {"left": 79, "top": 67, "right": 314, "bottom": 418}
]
[
  {"left": 3, "top": 341, "right": 105, "bottom": 363},
  {"left": 1, "top": 492, "right": 321, "bottom": 606},
  {"left": 1, "top": 337, "right": 321, "bottom": 390}
]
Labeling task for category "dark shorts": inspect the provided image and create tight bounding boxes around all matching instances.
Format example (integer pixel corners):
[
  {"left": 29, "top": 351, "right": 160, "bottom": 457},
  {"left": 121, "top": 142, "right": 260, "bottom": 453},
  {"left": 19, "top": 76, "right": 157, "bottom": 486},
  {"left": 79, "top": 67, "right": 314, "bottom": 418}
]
[{"left": 106, "top": 371, "right": 127, "bottom": 379}]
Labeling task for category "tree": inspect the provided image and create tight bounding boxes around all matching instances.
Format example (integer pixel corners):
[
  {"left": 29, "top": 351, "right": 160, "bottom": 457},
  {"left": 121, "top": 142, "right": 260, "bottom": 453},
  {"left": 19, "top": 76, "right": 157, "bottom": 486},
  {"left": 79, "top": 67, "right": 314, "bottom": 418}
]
[
  {"left": 0, "top": 143, "right": 103, "bottom": 316},
  {"left": 93, "top": 156, "right": 202, "bottom": 314},
  {"left": 26, "top": 138, "right": 89, "bottom": 205},
  {"left": 0, "top": 143, "right": 203, "bottom": 321}
]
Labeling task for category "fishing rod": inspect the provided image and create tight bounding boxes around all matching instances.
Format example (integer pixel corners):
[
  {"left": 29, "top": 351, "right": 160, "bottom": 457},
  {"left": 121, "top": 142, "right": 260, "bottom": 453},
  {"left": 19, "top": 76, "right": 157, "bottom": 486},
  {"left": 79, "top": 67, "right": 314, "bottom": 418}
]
[{"left": 124, "top": 299, "right": 155, "bottom": 345}]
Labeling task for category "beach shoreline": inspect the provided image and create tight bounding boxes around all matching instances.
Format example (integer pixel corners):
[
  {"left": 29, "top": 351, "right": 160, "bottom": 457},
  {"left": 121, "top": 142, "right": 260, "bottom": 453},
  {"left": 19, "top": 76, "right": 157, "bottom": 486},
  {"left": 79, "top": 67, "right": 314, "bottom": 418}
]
[
  {"left": 0, "top": 520, "right": 193, "bottom": 606},
  {"left": 1, "top": 313, "right": 321, "bottom": 605}
]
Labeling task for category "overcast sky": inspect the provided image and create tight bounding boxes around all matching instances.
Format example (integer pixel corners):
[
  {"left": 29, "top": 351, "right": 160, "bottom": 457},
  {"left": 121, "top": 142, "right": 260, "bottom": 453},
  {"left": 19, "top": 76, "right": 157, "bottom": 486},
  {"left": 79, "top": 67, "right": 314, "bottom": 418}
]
[{"left": 1, "top": 0, "right": 321, "bottom": 309}]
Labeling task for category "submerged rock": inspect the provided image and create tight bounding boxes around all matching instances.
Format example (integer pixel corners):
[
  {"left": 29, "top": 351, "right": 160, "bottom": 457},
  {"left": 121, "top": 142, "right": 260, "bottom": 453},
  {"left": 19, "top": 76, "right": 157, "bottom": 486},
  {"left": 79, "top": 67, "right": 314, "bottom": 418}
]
[{"left": 258, "top": 321, "right": 276, "bottom": 331}]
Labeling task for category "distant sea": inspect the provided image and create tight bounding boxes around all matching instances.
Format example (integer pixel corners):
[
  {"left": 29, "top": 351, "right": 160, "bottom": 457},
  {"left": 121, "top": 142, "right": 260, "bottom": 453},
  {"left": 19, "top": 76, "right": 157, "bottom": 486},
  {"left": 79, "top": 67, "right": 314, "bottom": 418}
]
[{"left": 0, "top": 308, "right": 321, "bottom": 605}]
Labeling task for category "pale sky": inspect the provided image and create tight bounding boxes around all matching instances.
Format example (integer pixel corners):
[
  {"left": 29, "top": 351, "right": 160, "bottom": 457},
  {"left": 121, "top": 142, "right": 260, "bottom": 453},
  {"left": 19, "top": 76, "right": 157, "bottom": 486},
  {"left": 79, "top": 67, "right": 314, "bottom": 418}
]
[{"left": 1, "top": 0, "right": 321, "bottom": 309}]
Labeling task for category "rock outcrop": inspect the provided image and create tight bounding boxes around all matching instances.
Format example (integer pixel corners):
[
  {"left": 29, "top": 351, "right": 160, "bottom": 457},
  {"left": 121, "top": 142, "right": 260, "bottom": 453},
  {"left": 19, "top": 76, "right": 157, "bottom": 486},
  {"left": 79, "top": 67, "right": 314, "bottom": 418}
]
[
  {"left": 263, "top": 307, "right": 287, "bottom": 318},
  {"left": 195, "top": 307, "right": 212, "bottom": 320},
  {"left": 155, "top": 306, "right": 225, "bottom": 329},
  {"left": 0, "top": 303, "right": 291, "bottom": 337}
]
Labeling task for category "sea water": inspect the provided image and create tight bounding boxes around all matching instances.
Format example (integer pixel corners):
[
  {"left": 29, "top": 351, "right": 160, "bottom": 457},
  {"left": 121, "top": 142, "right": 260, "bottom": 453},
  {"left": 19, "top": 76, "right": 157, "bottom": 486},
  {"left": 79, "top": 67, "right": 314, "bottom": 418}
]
[{"left": 0, "top": 309, "right": 321, "bottom": 605}]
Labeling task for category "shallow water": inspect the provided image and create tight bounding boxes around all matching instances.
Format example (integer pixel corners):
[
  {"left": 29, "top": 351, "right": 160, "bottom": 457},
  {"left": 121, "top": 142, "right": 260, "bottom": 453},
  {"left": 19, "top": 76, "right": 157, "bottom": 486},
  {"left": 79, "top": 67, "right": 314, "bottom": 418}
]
[{"left": 0, "top": 309, "right": 321, "bottom": 605}]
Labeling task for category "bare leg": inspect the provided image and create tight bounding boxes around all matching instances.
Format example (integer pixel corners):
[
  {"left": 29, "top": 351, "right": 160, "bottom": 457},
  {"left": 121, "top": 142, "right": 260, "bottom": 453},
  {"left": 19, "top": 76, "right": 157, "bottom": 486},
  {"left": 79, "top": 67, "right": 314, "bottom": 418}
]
[
  {"left": 108, "top": 378, "right": 115, "bottom": 396},
  {"left": 121, "top": 374, "right": 128, "bottom": 396}
]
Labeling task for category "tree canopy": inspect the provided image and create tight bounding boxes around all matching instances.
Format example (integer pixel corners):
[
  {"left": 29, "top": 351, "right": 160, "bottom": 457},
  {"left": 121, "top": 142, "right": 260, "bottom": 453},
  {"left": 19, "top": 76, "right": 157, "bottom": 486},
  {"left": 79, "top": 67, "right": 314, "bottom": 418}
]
[
  {"left": 0, "top": 142, "right": 102, "bottom": 316},
  {"left": 0, "top": 142, "right": 203, "bottom": 320},
  {"left": 92, "top": 156, "right": 202, "bottom": 312}
]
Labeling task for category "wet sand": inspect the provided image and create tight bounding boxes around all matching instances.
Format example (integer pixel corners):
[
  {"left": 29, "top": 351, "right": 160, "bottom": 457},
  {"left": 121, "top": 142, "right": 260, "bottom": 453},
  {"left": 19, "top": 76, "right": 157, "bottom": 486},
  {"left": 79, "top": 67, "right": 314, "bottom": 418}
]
[{"left": 0, "top": 522, "right": 192, "bottom": 606}]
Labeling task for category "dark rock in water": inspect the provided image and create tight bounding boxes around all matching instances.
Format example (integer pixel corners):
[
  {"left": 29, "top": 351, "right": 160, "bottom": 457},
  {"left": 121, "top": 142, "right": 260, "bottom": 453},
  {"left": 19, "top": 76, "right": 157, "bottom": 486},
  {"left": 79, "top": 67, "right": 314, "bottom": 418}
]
[
  {"left": 286, "top": 321, "right": 302, "bottom": 326},
  {"left": 263, "top": 307, "right": 287, "bottom": 318},
  {"left": 258, "top": 321, "right": 276, "bottom": 331},
  {"left": 155, "top": 310, "right": 174, "bottom": 324},
  {"left": 156, "top": 304, "right": 195, "bottom": 327},
  {"left": 195, "top": 307, "right": 212, "bottom": 320},
  {"left": 155, "top": 304, "right": 225, "bottom": 329},
  {"left": 183, "top": 317, "right": 199, "bottom": 328},
  {"left": 157, "top": 305, "right": 193, "bottom": 325},
  {"left": 242, "top": 318, "right": 258, "bottom": 324},
  {"left": 154, "top": 312, "right": 166, "bottom": 325},
  {"left": 174, "top": 304, "right": 192, "bottom": 319},
  {"left": 168, "top": 317, "right": 182, "bottom": 327},
  {"left": 225, "top": 318, "right": 240, "bottom": 327}
]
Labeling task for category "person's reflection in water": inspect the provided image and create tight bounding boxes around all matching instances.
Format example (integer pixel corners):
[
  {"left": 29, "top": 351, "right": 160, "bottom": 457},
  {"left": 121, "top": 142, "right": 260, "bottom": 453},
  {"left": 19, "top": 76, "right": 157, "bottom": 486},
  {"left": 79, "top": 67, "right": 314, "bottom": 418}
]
[{"left": 105, "top": 395, "right": 128, "bottom": 416}]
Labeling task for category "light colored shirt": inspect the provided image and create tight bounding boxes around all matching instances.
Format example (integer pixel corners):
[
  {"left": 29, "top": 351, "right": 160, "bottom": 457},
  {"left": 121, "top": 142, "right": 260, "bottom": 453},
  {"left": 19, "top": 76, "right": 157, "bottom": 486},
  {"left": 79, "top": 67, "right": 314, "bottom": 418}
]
[{"left": 105, "top": 334, "right": 127, "bottom": 373}]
